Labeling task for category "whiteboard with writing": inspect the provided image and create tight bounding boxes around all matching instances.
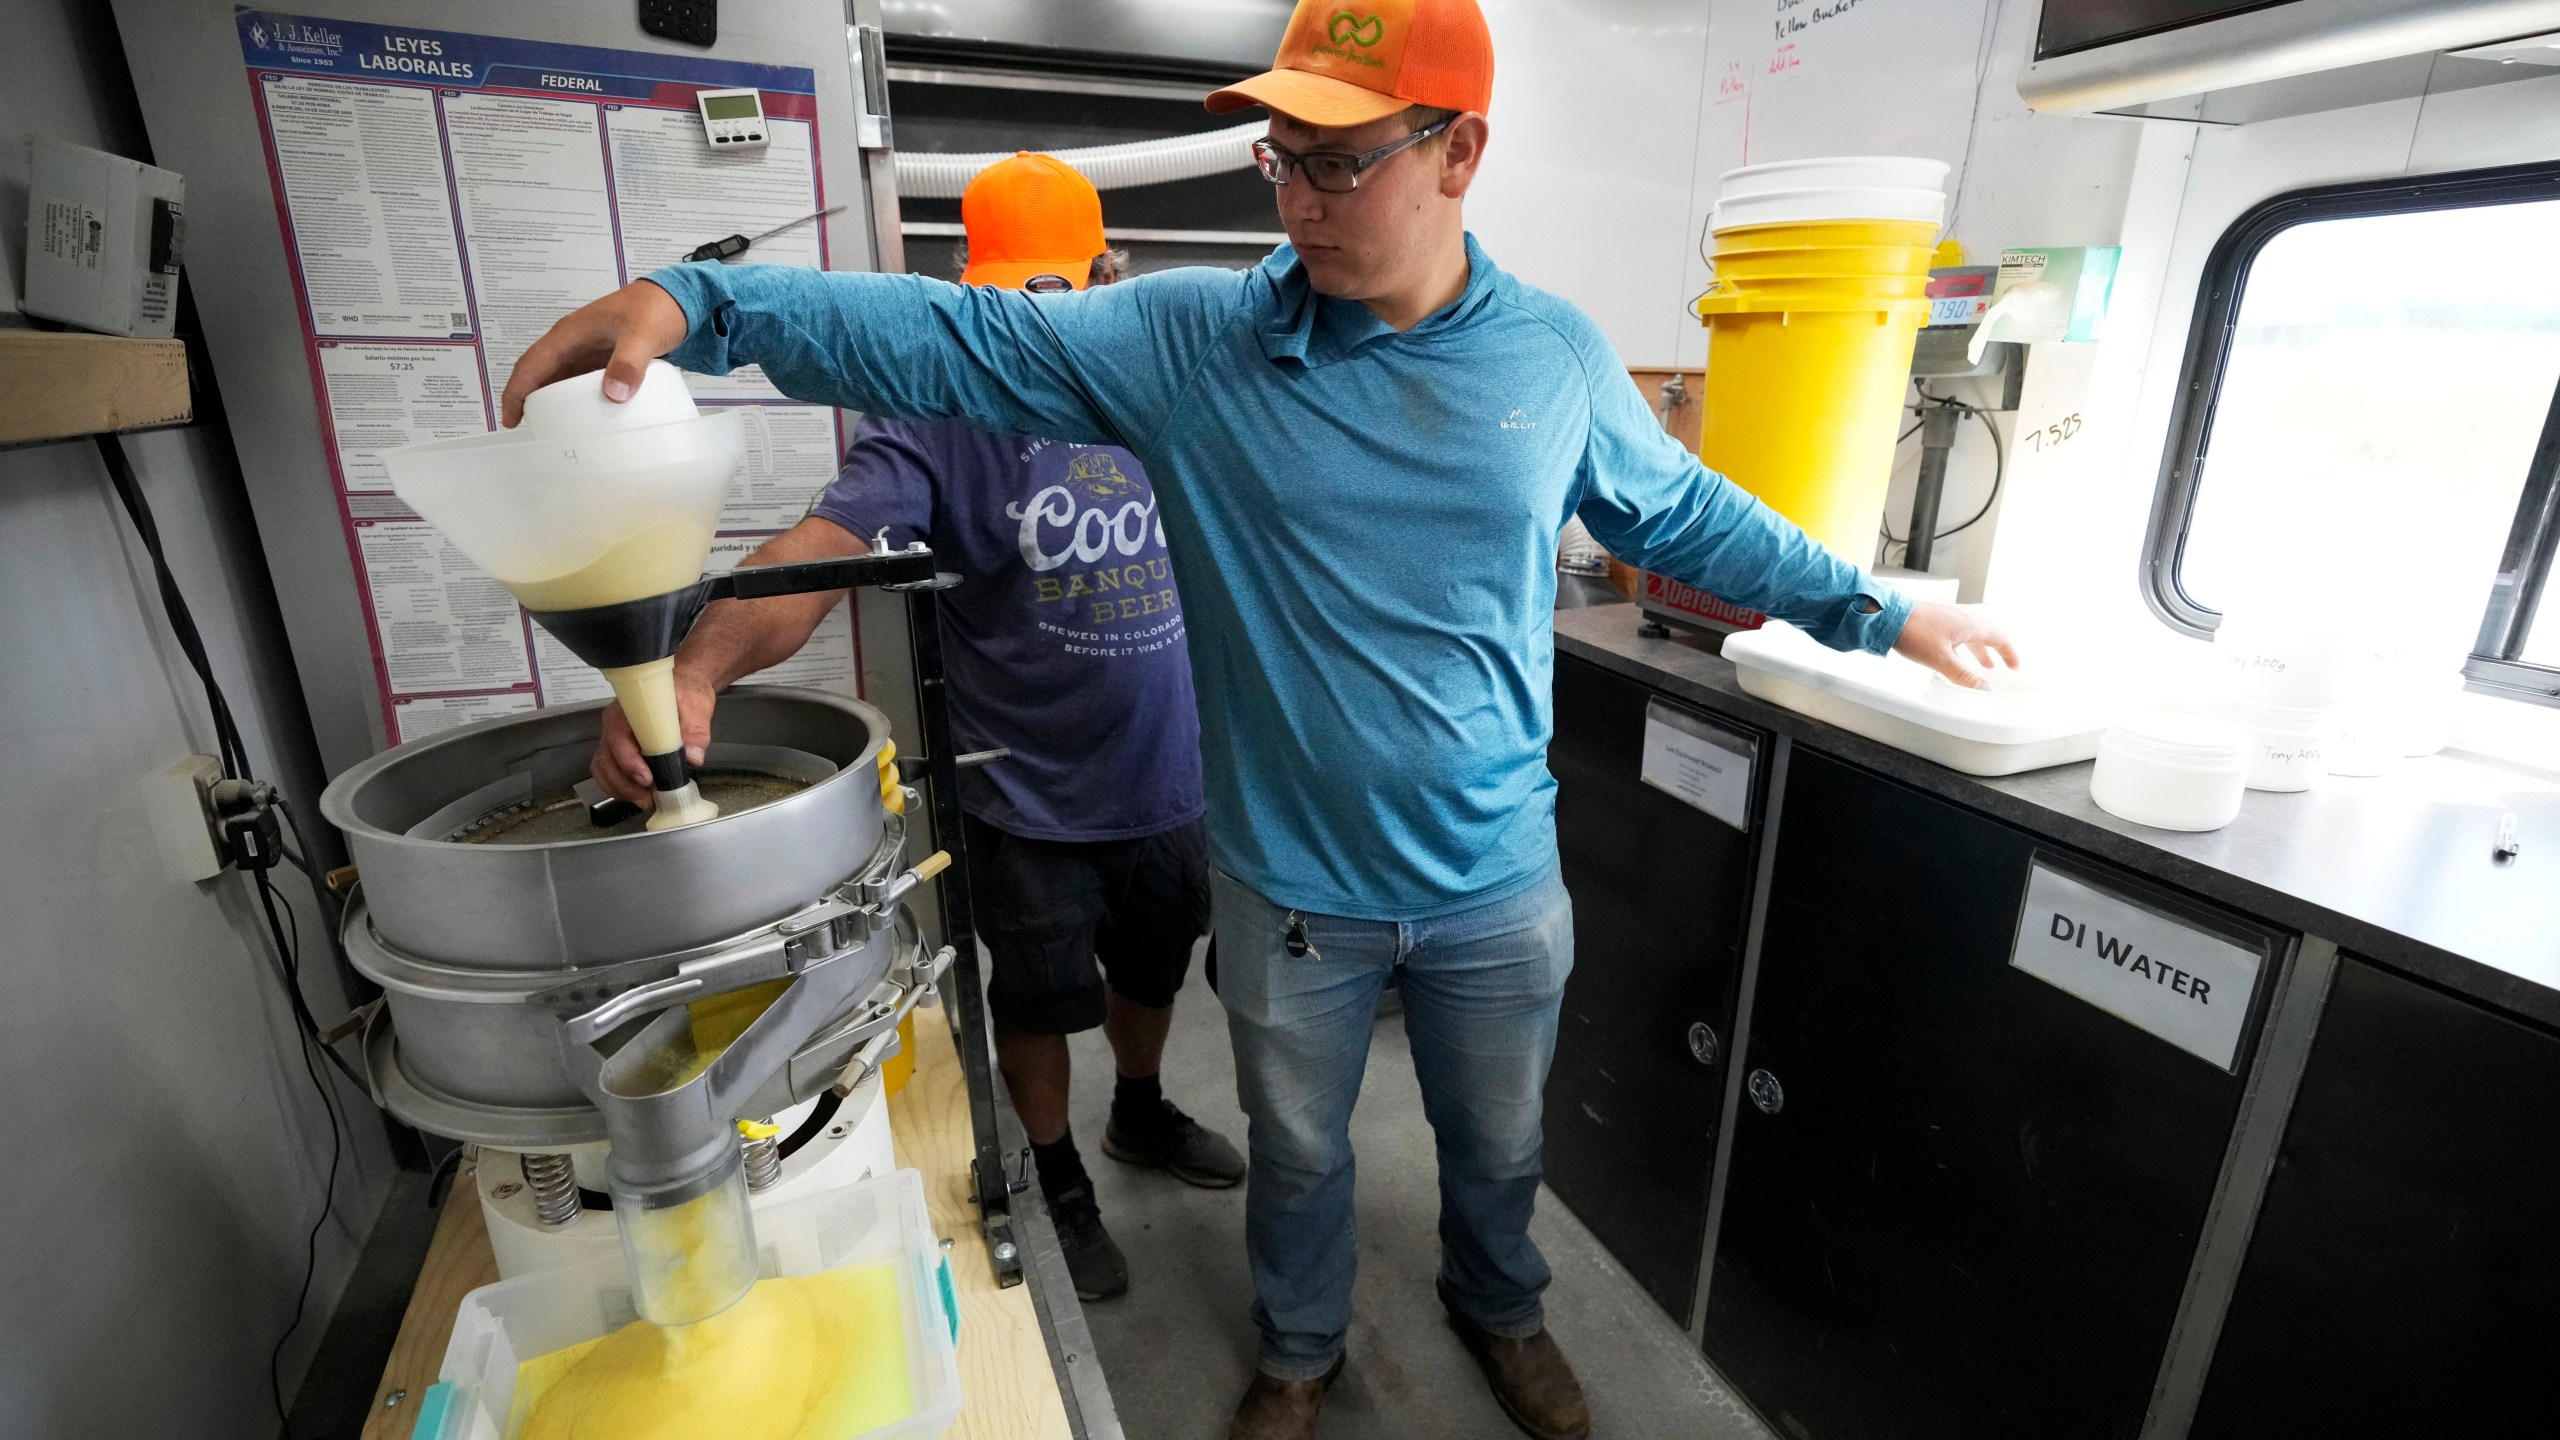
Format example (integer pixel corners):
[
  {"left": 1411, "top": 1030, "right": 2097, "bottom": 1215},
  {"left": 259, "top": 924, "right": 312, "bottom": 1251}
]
[{"left": 2008, "top": 859, "right": 2266, "bottom": 1071}]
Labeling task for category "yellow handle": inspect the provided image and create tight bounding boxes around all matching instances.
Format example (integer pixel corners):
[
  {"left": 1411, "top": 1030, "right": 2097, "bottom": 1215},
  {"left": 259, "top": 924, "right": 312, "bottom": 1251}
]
[
  {"left": 875, "top": 740, "right": 904, "bottom": 815},
  {"left": 911, "top": 850, "right": 951, "bottom": 882},
  {"left": 736, "top": 1118, "right": 780, "bottom": 1140}
]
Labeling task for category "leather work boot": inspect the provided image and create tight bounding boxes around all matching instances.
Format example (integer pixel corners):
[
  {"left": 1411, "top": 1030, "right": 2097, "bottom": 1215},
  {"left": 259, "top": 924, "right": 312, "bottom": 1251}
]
[
  {"left": 1227, "top": 1354, "right": 1344, "bottom": 1440},
  {"left": 1101, "top": 1096, "right": 1247, "bottom": 1188},
  {"left": 1446, "top": 1310, "right": 1592, "bottom": 1440}
]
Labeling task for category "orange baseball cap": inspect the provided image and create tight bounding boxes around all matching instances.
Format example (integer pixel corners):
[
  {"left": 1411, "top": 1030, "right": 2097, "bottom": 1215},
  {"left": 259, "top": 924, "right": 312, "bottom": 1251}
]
[
  {"left": 960, "top": 153, "right": 1106, "bottom": 292},
  {"left": 1207, "top": 0, "right": 1494, "bottom": 129}
]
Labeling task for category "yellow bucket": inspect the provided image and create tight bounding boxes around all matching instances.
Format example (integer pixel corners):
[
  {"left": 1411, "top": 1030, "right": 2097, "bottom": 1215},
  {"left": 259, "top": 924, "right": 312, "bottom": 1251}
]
[
  {"left": 1699, "top": 273, "right": 1932, "bottom": 305},
  {"left": 1712, "top": 218, "right": 1941, "bottom": 252},
  {"left": 1695, "top": 216, "right": 1939, "bottom": 559},
  {"left": 880, "top": 1012, "right": 918, "bottom": 1099},
  {"left": 1706, "top": 245, "right": 1941, "bottom": 281}
]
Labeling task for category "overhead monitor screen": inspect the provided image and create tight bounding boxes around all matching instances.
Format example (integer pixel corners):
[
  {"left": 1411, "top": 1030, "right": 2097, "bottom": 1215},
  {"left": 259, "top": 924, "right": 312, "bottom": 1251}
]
[{"left": 2035, "top": 0, "right": 2295, "bottom": 60}]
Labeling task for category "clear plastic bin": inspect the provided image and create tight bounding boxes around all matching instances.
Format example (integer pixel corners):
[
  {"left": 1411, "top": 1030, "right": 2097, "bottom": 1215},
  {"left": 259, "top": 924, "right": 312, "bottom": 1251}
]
[{"left": 409, "top": 1168, "right": 960, "bottom": 1440}]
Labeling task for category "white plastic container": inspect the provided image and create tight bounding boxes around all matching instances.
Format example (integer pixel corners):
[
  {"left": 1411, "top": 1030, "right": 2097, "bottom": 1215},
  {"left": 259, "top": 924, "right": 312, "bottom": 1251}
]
[
  {"left": 1708, "top": 184, "right": 1948, "bottom": 232},
  {"left": 2326, "top": 707, "right": 2400, "bottom": 778},
  {"left": 2211, "top": 614, "right": 2364, "bottom": 708},
  {"left": 1715, "top": 156, "right": 1953, "bottom": 199},
  {"left": 411, "top": 1168, "right": 961, "bottom": 1440},
  {"left": 2089, "top": 710, "right": 2253, "bottom": 832},
  {"left": 382, "top": 360, "right": 741, "bottom": 599},
  {"left": 1723, "top": 620, "right": 2111, "bottom": 777},
  {"left": 2205, "top": 694, "right": 2336, "bottom": 793}
]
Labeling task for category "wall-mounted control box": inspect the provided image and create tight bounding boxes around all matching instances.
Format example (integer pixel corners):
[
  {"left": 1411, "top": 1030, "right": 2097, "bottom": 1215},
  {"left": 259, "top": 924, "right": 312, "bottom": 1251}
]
[{"left": 22, "top": 138, "right": 185, "bottom": 338}]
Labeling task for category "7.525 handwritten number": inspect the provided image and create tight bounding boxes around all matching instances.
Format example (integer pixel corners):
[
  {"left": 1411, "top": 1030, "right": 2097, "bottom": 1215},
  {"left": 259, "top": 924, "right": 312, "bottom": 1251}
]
[{"left": 2024, "top": 411, "right": 2084, "bottom": 452}]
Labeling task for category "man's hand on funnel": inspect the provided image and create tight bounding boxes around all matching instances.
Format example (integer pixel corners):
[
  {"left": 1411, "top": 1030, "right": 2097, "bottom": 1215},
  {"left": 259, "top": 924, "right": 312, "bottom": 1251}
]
[
  {"left": 501, "top": 281, "right": 691, "bottom": 428},
  {"left": 593, "top": 666, "right": 719, "bottom": 809}
]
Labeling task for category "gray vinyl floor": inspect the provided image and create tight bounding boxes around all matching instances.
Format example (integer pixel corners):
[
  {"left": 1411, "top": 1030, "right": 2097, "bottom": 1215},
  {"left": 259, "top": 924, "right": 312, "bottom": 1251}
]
[{"left": 1052, "top": 952, "right": 1776, "bottom": 1440}]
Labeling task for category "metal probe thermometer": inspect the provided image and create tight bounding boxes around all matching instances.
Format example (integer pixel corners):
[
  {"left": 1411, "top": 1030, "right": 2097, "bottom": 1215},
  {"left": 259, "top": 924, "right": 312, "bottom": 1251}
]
[{"left": 686, "top": 203, "right": 847, "bottom": 263}]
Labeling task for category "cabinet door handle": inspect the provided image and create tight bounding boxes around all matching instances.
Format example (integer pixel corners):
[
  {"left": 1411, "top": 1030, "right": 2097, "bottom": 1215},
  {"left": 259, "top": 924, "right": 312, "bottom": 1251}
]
[
  {"left": 1746, "top": 1067, "right": 1785, "bottom": 1115},
  {"left": 1686, "top": 1021, "right": 1720, "bottom": 1068}
]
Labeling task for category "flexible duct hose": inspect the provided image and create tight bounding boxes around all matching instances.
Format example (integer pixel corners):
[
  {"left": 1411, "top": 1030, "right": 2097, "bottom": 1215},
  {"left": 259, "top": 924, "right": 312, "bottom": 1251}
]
[{"left": 894, "top": 121, "right": 1266, "bottom": 198}]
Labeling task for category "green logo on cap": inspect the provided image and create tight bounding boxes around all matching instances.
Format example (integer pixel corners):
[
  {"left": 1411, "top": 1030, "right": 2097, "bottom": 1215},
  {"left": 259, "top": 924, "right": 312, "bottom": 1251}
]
[{"left": 1327, "top": 10, "right": 1384, "bottom": 46}]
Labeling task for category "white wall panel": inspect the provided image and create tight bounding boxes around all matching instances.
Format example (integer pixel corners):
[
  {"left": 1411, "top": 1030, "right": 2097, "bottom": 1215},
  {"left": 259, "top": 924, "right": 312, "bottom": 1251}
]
[{"left": 1467, "top": 0, "right": 1714, "bottom": 368}]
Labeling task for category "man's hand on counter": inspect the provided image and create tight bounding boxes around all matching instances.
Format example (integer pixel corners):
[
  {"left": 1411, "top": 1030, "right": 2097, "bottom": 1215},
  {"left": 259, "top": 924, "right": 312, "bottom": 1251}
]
[
  {"left": 1893, "top": 601, "right": 2021, "bottom": 689},
  {"left": 500, "top": 280, "right": 692, "bottom": 427}
]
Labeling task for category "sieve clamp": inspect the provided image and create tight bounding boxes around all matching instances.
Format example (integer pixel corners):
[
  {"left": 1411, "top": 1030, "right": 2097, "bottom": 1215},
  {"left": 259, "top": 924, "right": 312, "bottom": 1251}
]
[
  {"left": 550, "top": 897, "right": 867, "bottom": 1046},
  {"left": 547, "top": 851, "right": 953, "bottom": 1046}
]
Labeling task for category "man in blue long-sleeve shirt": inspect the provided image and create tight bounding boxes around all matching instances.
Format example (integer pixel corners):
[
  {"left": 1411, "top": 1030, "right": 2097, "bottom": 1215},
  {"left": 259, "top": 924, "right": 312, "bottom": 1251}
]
[{"left": 502, "top": 2, "right": 2015, "bottom": 1433}]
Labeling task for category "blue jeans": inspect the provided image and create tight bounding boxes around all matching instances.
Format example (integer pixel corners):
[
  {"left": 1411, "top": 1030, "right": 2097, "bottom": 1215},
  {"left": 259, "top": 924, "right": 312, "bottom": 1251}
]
[{"left": 1212, "top": 864, "right": 1575, "bottom": 1380}]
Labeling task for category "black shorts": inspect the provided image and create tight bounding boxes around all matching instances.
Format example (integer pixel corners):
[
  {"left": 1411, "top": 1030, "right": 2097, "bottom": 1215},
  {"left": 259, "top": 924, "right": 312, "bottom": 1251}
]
[{"left": 963, "top": 813, "right": 1211, "bottom": 1035}]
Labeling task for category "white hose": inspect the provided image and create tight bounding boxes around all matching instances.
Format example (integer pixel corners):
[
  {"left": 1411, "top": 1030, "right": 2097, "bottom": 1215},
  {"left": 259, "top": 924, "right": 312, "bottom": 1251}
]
[{"left": 894, "top": 121, "right": 1266, "bottom": 198}]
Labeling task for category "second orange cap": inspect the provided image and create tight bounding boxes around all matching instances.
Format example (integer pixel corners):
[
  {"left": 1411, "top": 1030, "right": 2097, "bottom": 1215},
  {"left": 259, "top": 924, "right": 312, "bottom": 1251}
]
[{"left": 960, "top": 152, "right": 1107, "bottom": 292}]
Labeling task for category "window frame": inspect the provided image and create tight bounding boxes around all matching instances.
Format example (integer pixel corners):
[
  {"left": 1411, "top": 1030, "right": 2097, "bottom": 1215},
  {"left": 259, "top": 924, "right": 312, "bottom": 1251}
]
[{"left": 2140, "top": 159, "right": 2560, "bottom": 709}]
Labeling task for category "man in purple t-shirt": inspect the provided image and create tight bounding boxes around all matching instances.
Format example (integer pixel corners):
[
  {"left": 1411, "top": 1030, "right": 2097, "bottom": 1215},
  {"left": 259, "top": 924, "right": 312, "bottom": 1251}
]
[{"left": 588, "top": 156, "right": 1242, "bottom": 1302}]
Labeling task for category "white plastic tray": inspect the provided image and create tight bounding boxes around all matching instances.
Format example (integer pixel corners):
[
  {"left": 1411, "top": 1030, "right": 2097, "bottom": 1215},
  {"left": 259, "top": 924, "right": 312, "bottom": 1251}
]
[
  {"left": 411, "top": 1167, "right": 960, "bottom": 1440},
  {"left": 1722, "top": 621, "right": 2111, "bottom": 776}
]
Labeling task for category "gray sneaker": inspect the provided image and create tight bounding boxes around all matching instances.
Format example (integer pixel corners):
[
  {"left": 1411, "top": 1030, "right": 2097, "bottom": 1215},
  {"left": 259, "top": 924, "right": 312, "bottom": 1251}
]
[
  {"left": 1047, "top": 1181, "right": 1128, "bottom": 1301},
  {"left": 1102, "top": 1097, "right": 1247, "bottom": 1188}
]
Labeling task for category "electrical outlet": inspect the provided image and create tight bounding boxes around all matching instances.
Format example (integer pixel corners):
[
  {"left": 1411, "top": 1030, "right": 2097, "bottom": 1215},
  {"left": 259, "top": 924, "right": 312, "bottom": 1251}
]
[{"left": 144, "top": 753, "right": 226, "bottom": 882}]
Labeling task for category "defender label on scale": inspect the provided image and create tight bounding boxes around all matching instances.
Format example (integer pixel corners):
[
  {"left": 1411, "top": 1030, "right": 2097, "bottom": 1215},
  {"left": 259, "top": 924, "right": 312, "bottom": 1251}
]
[{"left": 2008, "top": 859, "right": 2263, "bottom": 1071}]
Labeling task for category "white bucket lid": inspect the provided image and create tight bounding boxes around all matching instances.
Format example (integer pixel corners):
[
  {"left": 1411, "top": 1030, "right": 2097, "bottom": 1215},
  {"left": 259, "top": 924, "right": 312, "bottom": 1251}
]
[
  {"left": 1718, "top": 156, "right": 1951, "bottom": 199},
  {"left": 1710, "top": 184, "right": 1947, "bottom": 233}
]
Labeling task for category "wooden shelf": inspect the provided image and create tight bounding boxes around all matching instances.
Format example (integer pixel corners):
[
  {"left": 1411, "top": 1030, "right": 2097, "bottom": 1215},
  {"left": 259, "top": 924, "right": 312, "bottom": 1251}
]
[{"left": 0, "top": 330, "right": 191, "bottom": 446}]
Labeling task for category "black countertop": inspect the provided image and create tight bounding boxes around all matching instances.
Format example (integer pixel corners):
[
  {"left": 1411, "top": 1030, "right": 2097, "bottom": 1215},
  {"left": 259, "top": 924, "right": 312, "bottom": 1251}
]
[{"left": 1554, "top": 604, "right": 2560, "bottom": 1030}]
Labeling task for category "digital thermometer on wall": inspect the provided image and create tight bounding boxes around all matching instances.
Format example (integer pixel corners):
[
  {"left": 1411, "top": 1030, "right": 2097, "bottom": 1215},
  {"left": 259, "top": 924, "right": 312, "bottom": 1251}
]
[{"left": 694, "top": 88, "right": 767, "bottom": 149}]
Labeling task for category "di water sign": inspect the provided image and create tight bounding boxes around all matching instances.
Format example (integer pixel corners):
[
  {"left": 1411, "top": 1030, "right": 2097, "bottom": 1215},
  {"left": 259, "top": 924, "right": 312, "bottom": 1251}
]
[{"left": 2009, "top": 858, "right": 2266, "bottom": 1072}]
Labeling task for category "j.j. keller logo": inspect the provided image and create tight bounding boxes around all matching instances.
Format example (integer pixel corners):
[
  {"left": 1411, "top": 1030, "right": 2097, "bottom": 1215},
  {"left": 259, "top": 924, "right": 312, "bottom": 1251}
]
[
  {"left": 251, "top": 18, "right": 345, "bottom": 53},
  {"left": 1327, "top": 10, "right": 1384, "bottom": 46}
]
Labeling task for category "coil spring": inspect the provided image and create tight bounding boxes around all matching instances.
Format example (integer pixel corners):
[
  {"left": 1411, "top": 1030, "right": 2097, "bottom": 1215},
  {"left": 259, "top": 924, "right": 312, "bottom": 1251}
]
[
  {"left": 741, "top": 1124, "right": 783, "bottom": 1193},
  {"left": 520, "top": 1152, "right": 580, "bottom": 1228}
]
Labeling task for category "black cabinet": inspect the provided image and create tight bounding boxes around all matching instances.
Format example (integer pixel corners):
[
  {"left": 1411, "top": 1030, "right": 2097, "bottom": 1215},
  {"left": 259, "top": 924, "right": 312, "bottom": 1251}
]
[
  {"left": 1545, "top": 656, "right": 1763, "bottom": 1322},
  {"left": 2191, "top": 956, "right": 2560, "bottom": 1438},
  {"left": 1703, "top": 750, "right": 2282, "bottom": 1440}
]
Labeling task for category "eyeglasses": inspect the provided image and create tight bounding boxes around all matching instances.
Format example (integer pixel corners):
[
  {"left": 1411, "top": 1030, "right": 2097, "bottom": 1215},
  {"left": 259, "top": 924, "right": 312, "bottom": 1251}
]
[{"left": 1251, "top": 117, "right": 1453, "bottom": 194}]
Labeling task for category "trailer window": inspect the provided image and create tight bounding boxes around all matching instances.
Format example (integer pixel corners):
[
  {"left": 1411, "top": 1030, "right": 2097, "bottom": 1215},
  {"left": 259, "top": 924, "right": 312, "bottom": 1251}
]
[{"left": 2143, "top": 165, "right": 2560, "bottom": 708}]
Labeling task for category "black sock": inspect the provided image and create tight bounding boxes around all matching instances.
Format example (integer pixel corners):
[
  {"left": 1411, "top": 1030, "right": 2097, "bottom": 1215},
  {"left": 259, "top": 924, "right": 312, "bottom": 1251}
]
[
  {"left": 1112, "top": 1071, "right": 1165, "bottom": 1127},
  {"left": 1032, "top": 1132, "right": 1090, "bottom": 1201}
]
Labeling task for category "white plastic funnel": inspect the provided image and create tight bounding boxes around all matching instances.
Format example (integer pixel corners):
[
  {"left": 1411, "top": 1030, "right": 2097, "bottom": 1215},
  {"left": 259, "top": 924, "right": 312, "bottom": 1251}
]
[{"left": 383, "top": 361, "right": 740, "bottom": 610}]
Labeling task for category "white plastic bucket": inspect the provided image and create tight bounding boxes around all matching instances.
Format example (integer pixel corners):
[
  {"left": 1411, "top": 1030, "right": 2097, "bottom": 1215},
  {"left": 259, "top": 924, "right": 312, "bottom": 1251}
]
[
  {"left": 2090, "top": 710, "right": 2252, "bottom": 832},
  {"left": 415, "top": 1168, "right": 962, "bottom": 1440},
  {"left": 1715, "top": 156, "right": 1952, "bottom": 198},
  {"left": 2206, "top": 694, "right": 2336, "bottom": 793},
  {"left": 1709, "top": 184, "right": 1948, "bottom": 233},
  {"left": 2211, "top": 614, "right": 2365, "bottom": 709},
  {"left": 383, "top": 360, "right": 739, "bottom": 596}
]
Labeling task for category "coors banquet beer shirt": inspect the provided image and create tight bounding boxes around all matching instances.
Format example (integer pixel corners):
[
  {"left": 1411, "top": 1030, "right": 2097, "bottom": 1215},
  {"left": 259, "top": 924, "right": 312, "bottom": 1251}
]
[{"left": 813, "top": 416, "right": 1205, "bottom": 842}]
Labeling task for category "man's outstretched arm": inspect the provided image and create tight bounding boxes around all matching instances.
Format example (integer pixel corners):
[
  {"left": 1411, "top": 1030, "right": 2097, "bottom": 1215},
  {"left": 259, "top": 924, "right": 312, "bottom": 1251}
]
[
  {"left": 1573, "top": 363, "right": 2018, "bottom": 685},
  {"left": 501, "top": 263, "right": 1231, "bottom": 450}
]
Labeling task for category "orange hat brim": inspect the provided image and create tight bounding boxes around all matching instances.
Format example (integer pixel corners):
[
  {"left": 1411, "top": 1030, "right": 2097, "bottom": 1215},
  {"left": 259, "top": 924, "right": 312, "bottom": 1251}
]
[
  {"left": 961, "top": 256, "right": 1093, "bottom": 292},
  {"left": 1206, "top": 68, "right": 1412, "bottom": 129}
]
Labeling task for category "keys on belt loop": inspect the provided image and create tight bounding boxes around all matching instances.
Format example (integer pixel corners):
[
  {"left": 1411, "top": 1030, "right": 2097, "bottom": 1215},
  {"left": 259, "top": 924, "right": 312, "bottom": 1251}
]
[{"left": 1284, "top": 911, "right": 1318, "bottom": 961}]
